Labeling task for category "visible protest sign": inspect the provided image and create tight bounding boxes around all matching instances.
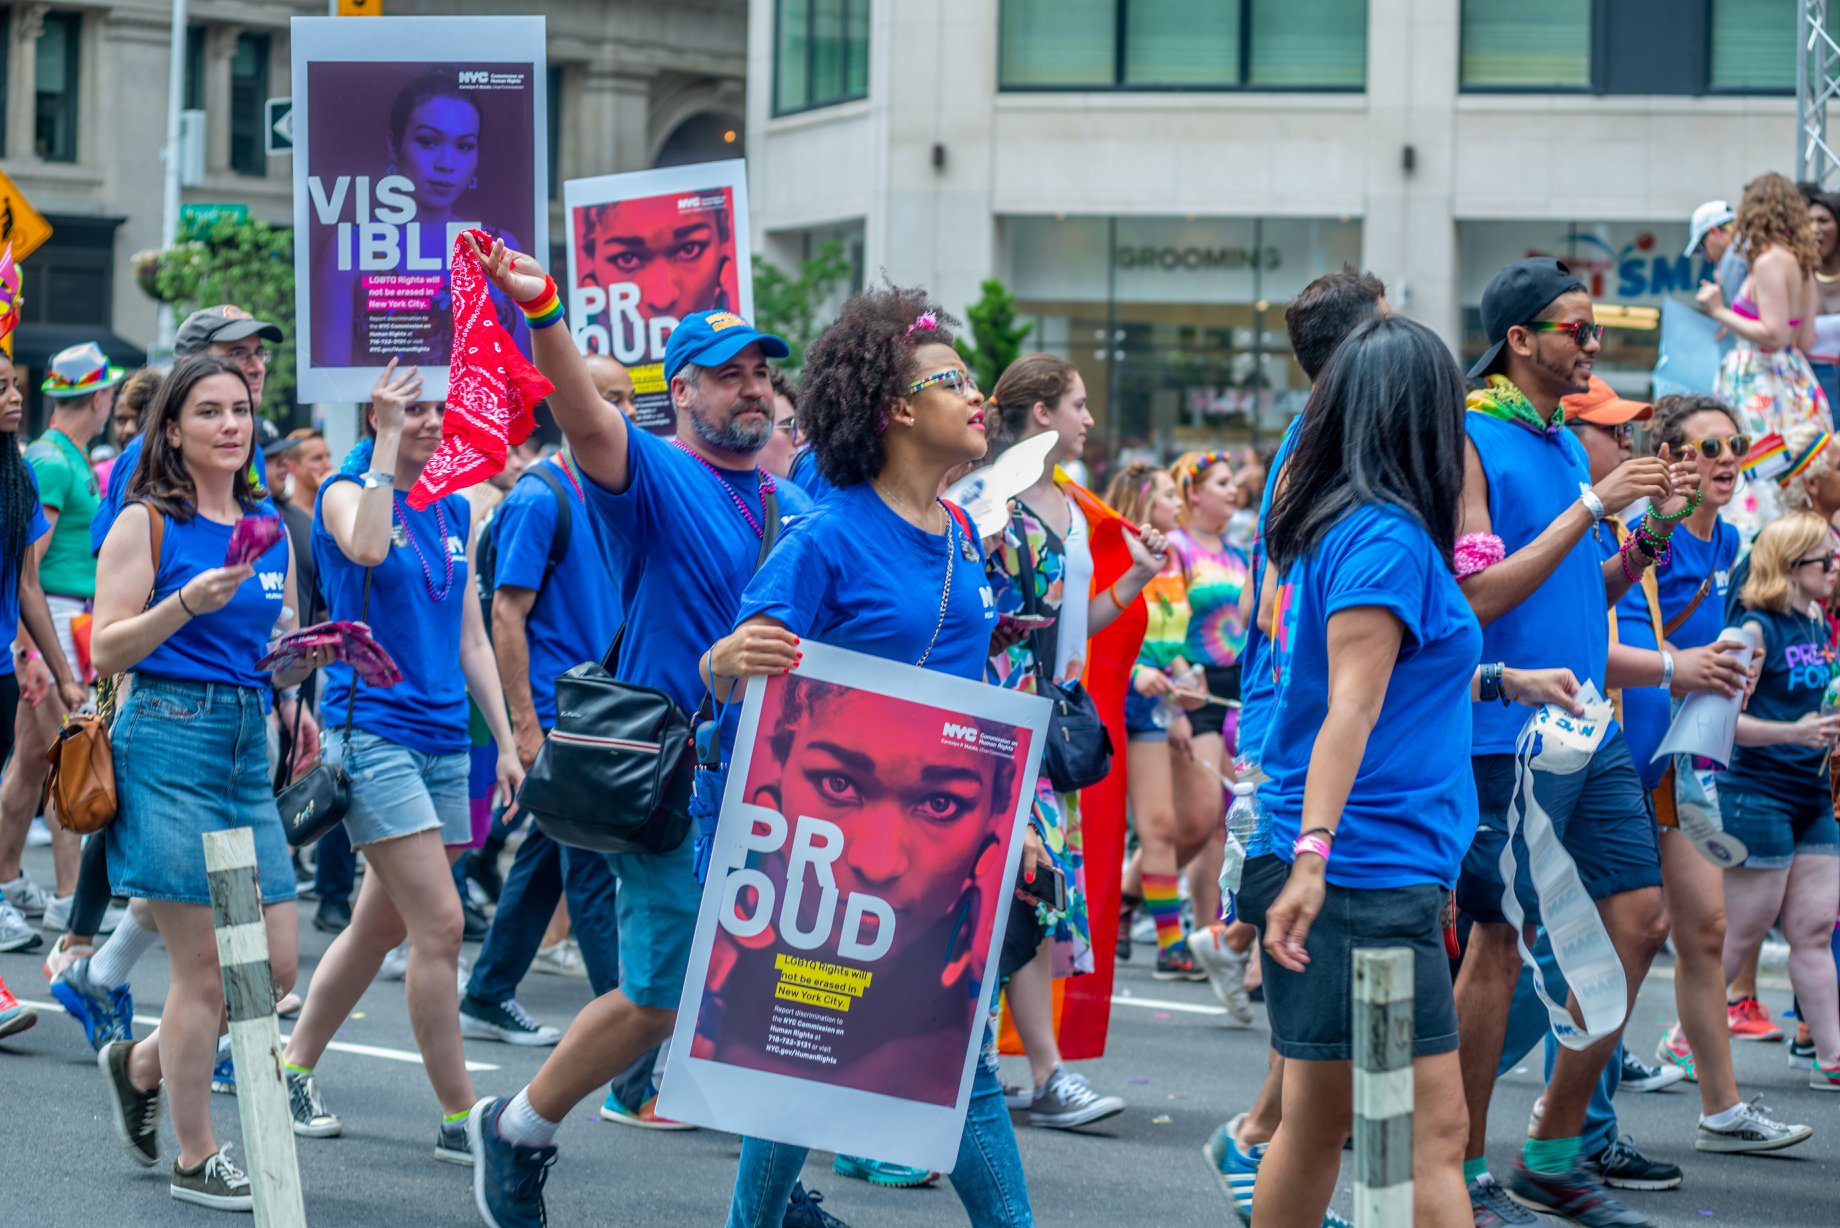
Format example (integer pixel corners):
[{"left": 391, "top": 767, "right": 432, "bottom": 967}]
[
  {"left": 658, "top": 642, "right": 1049, "bottom": 1171},
  {"left": 290, "top": 15, "right": 547, "bottom": 402}
]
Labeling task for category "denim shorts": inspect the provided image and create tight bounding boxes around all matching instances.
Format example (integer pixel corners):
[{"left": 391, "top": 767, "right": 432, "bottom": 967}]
[
  {"left": 1123, "top": 691, "right": 1168, "bottom": 743},
  {"left": 107, "top": 676, "right": 295, "bottom": 907},
  {"left": 606, "top": 837, "right": 700, "bottom": 1009},
  {"left": 1233, "top": 852, "right": 1288, "bottom": 933},
  {"left": 1457, "top": 729, "right": 1661, "bottom": 926},
  {"left": 1719, "top": 787, "right": 1840, "bottom": 870},
  {"left": 1258, "top": 861, "right": 1458, "bottom": 1062},
  {"left": 326, "top": 727, "right": 471, "bottom": 848}
]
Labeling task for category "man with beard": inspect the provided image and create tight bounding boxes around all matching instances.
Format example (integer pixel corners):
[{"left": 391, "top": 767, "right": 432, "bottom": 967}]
[
  {"left": 1452, "top": 259, "right": 1695, "bottom": 1228},
  {"left": 455, "top": 235, "right": 815, "bottom": 1228}
]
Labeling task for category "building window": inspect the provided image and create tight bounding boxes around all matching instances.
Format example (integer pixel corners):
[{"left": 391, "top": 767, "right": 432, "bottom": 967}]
[
  {"left": 34, "top": 10, "right": 81, "bottom": 163},
  {"left": 229, "top": 32, "right": 270, "bottom": 177},
  {"left": 183, "top": 24, "right": 206, "bottom": 111},
  {"left": 1000, "top": 0, "right": 1368, "bottom": 91},
  {"left": 1461, "top": 0, "right": 1796, "bottom": 94},
  {"left": 548, "top": 64, "right": 563, "bottom": 199},
  {"left": 0, "top": 7, "right": 11, "bottom": 159},
  {"left": 774, "top": 0, "right": 870, "bottom": 116}
]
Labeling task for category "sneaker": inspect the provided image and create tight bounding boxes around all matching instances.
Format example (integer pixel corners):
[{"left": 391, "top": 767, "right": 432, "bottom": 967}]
[
  {"left": 1694, "top": 1096, "right": 1812, "bottom": 1153},
  {"left": 1002, "top": 1081, "right": 1031, "bottom": 1111},
  {"left": 1788, "top": 1027, "right": 1816, "bottom": 1069},
  {"left": 0, "top": 974, "right": 38, "bottom": 1039},
  {"left": 1469, "top": 1173, "right": 1538, "bottom": 1227},
  {"left": 1027, "top": 1066, "right": 1125, "bottom": 1129},
  {"left": 212, "top": 1050, "right": 236, "bottom": 1095},
  {"left": 379, "top": 941, "right": 409, "bottom": 981},
  {"left": 1501, "top": 1160, "right": 1653, "bottom": 1227},
  {"left": 532, "top": 939, "right": 587, "bottom": 979},
  {"left": 50, "top": 957, "right": 134, "bottom": 1051},
  {"left": 599, "top": 1089, "right": 695, "bottom": 1129},
  {"left": 313, "top": 898, "right": 351, "bottom": 934},
  {"left": 461, "top": 897, "right": 490, "bottom": 941},
  {"left": 784, "top": 1181, "right": 849, "bottom": 1228},
  {"left": 1590, "top": 1135, "right": 1681, "bottom": 1191},
  {"left": 99, "top": 1040, "right": 161, "bottom": 1167},
  {"left": 170, "top": 1143, "right": 252, "bottom": 1212},
  {"left": 1618, "top": 1050, "right": 1686, "bottom": 1093},
  {"left": 1727, "top": 997, "right": 1784, "bottom": 1042},
  {"left": 457, "top": 955, "right": 472, "bottom": 995},
  {"left": 41, "top": 932, "right": 93, "bottom": 980},
  {"left": 470, "top": 1097, "right": 555, "bottom": 1228},
  {"left": 463, "top": 849, "right": 505, "bottom": 905},
  {"left": 831, "top": 1154, "right": 937, "bottom": 1187},
  {"left": 1153, "top": 941, "right": 1207, "bottom": 982},
  {"left": 1654, "top": 1025, "right": 1697, "bottom": 1083},
  {"left": 1, "top": 871, "right": 48, "bottom": 917},
  {"left": 461, "top": 996, "right": 562, "bottom": 1046},
  {"left": 1189, "top": 926, "right": 1255, "bottom": 1023},
  {"left": 436, "top": 1116, "right": 474, "bottom": 1165},
  {"left": 0, "top": 899, "right": 43, "bottom": 953},
  {"left": 286, "top": 1070, "right": 342, "bottom": 1138},
  {"left": 1203, "top": 1112, "right": 1262, "bottom": 1225},
  {"left": 1811, "top": 1057, "right": 1840, "bottom": 1092},
  {"left": 1116, "top": 900, "right": 1136, "bottom": 962},
  {"left": 275, "top": 991, "right": 302, "bottom": 1018}
]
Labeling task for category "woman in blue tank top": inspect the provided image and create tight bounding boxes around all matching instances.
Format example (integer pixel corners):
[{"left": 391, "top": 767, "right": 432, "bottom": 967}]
[
  {"left": 89, "top": 354, "right": 326, "bottom": 1209},
  {"left": 281, "top": 359, "right": 523, "bottom": 1160}
]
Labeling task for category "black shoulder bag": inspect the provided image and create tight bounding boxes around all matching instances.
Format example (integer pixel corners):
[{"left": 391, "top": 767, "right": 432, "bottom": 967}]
[
  {"left": 1013, "top": 510, "right": 1113, "bottom": 793},
  {"left": 276, "top": 568, "right": 371, "bottom": 848},
  {"left": 519, "top": 489, "right": 780, "bottom": 854}
]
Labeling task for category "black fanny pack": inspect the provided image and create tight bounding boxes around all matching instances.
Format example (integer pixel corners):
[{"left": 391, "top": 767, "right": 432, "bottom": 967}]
[{"left": 1014, "top": 510, "right": 1113, "bottom": 793}]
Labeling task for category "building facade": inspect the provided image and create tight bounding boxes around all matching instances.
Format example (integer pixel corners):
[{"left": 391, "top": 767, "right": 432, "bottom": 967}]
[{"left": 745, "top": 0, "right": 1803, "bottom": 461}]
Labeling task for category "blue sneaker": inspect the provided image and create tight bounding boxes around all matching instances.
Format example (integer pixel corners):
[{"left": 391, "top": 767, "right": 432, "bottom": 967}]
[
  {"left": 830, "top": 1155, "right": 937, "bottom": 1187},
  {"left": 784, "top": 1181, "right": 849, "bottom": 1228},
  {"left": 1203, "top": 1114, "right": 1352, "bottom": 1228},
  {"left": 212, "top": 1051, "right": 236, "bottom": 1095},
  {"left": 49, "top": 957, "right": 133, "bottom": 1052},
  {"left": 468, "top": 1097, "right": 555, "bottom": 1228}
]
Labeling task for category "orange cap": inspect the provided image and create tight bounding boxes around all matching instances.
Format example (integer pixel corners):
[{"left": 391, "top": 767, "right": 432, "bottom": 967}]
[{"left": 1563, "top": 375, "right": 1653, "bottom": 425}]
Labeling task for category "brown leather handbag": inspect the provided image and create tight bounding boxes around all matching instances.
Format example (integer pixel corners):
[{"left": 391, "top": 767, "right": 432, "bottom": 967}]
[{"left": 43, "top": 507, "right": 165, "bottom": 835}]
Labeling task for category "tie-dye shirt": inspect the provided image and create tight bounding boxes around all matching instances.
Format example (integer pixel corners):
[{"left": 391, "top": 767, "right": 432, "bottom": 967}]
[
  {"left": 1170, "top": 526, "right": 1251, "bottom": 668},
  {"left": 1137, "top": 556, "right": 1192, "bottom": 673}
]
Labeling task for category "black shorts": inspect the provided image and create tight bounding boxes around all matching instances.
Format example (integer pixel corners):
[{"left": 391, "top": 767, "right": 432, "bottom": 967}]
[
  {"left": 1259, "top": 864, "right": 1458, "bottom": 1062},
  {"left": 1188, "top": 663, "right": 1242, "bottom": 740}
]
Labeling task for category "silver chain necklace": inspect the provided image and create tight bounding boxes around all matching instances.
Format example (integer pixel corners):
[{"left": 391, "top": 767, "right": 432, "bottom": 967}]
[{"left": 914, "top": 504, "right": 957, "bottom": 669}]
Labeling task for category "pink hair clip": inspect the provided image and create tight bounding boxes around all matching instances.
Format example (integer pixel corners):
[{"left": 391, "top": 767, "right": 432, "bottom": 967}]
[{"left": 906, "top": 311, "right": 939, "bottom": 337}]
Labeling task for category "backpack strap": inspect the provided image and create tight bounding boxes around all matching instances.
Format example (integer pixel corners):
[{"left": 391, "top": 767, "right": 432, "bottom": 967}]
[{"left": 523, "top": 463, "right": 574, "bottom": 585}]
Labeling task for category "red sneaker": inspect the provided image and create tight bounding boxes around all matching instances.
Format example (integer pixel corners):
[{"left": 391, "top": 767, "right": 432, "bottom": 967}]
[
  {"left": 0, "top": 973, "right": 39, "bottom": 1039},
  {"left": 1727, "top": 997, "right": 1784, "bottom": 1042}
]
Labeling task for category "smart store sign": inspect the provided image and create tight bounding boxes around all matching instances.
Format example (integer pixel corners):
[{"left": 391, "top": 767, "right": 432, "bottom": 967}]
[{"left": 1460, "top": 222, "right": 1717, "bottom": 306}]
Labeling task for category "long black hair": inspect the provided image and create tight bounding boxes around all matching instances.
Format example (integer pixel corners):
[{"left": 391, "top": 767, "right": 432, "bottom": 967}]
[
  {"left": 1265, "top": 316, "right": 1467, "bottom": 574},
  {"left": 0, "top": 354, "right": 37, "bottom": 577}
]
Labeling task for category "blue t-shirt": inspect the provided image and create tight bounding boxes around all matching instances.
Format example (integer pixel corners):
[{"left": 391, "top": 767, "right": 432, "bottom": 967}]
[
  {"left": 1467, "top": 413, "right": 1614, "bottom": 753},
  {"left": 492, "top": 458, "right": 623, "bottom": 728},
  {"left": 1264, "top": 503, "right": 1483, "bottom": 889},
  {"left": 1615, "top": 515, "right": 1738, "bottom": 790},
  {"left": 1721, "top": 605, "right": 1834, "bottom": 804},
  {"left": 315, "top": 475, "right": 472, "bottom": 754},
  {"left": 92, "top": 433, "right": 143, "bottom": 556},
  {"left": 583, "top": 427, "right": 814, "bottom": 714},
  {"left": 1236, "top": 413, "right": 1304, "bottom": 776},
  {"left": 2, "top": 469, "right": 53, "bottom": 679},
  {"left": 788, "top": 448, "right": 838, "bottom": 504},
  {"left": 134, "top": 501, "right": 291, "bottom": 695}
]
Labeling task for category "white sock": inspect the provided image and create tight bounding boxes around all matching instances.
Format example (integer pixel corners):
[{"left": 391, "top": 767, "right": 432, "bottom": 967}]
[
  {"left": 1702, "top": 1102, "right": 1744, "bottom": 1129},
  {"left": 496, "top": 1088, "right": 560, "bottom": 1149},
  {"left": 89, "top": 909, "right": 161, "bottom": 989}
]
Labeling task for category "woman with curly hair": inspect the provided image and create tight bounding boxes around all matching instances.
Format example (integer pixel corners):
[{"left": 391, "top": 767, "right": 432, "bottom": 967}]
[
  {"left": 1703, "top": 172, "right": 1833, "bottom": 532},
  {"left": 702, "top": 285, "right": 1043, "bottom": 1225}
]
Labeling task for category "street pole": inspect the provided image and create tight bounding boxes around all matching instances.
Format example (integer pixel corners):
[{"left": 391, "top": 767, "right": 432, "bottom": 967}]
[
  {"left": 156, "top": 0, "right": 189, "bottom": 358},
  {"left": 1352, "top": 947, "right": 1414, "bottom": 1227}
]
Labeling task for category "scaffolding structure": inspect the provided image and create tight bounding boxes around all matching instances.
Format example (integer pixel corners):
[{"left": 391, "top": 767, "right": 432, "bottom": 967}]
[{"left": 1800, "top": 0, "right": 1840, "bottom": 188}]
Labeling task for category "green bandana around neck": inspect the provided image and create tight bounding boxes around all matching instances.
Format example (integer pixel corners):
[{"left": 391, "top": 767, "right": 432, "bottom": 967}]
[{"left": 1466, "top": 374, "right": 1564, "bottom": 437}]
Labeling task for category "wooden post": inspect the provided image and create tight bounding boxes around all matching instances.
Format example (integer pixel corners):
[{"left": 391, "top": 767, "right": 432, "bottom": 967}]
[
  {"left": 203, "top": 827, "right": 306, "bottom": 1227},
  {"left": 1352, "top": 947, "right": 1414, "bottom": 1227}
]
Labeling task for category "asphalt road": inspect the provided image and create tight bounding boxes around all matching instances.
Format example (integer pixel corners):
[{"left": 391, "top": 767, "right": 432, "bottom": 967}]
[{"left": 2, "top": 842, "right": 1834, "bottom": 1227}]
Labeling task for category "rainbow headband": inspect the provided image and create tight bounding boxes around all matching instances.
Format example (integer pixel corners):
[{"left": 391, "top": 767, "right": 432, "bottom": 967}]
[
  {"left": 1187, "top": 451, "right": 1230, "bottom": 480},
  {"left": 1778, "top": 431, "right": 1832, "bottom": 486}
]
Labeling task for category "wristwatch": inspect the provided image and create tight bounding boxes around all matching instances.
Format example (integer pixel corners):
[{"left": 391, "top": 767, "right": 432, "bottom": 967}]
[{"left": 361, "top": 469, "right": 395, "bottom": 490}]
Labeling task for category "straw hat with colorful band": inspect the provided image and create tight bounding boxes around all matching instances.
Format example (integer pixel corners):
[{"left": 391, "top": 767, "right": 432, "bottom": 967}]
[
  {"left": 41, "top": 341, "right": 126, "bottom": 398},
  {"left": 1778, "top": 431, "right": 1831, "bottom": 486}
]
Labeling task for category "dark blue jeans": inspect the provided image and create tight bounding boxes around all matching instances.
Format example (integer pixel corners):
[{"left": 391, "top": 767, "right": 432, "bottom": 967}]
[
  {"left": 314, "top": 820, "right": 355, "bottom": 907},
  {"left": 466, "top": 826, "right": 621, "bottom": 1002}
]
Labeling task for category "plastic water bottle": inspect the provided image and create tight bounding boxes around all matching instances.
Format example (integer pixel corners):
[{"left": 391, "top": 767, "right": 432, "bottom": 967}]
[{"left": 1225, "top": 779, "right": 1268, "bottom": 849}]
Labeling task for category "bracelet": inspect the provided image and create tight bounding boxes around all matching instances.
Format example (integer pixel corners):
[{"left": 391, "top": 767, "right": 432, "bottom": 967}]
[
  {"left": 1647, "top": 487, "right": 1702, "bottom": 522},
  {"left": 1299, "top": 826, "right": 1337, "bottom": 844},
  {"left": 1478, "top": 661, "right": 1504, "bottom": 703},
  {"left": 1578, "top": 484, "right": 1606, "bottom": 525},
  {"left": 517, "top": 275, "right": 565, "bottom": 331},
  {"left": 1659, "top": 650, "right": 1676, "bottom": 692},
  {"left": 1293, "top": 832, "right": 1333, "bottom": 863},
  {"left": 176, "top": 588, "right": 198, "bottom": 617},
  {"left": 1107, "top": 582, "right": 1128, "bottom": 612}
]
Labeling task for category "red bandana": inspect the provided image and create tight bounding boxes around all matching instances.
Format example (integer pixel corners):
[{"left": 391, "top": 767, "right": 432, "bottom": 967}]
[{"left": 407, "top": 229, "right": 554, "bottom": 509}]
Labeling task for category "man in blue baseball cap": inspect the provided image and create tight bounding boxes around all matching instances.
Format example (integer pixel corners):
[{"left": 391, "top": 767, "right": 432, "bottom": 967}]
[{"left": 453, "top": 238, "right": 817, "bottom": 1227}]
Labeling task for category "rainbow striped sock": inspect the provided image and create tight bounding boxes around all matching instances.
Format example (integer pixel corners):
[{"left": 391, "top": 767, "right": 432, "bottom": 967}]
[{"left": 1143, "top": 872, "right": 1184, "bottom": 951}]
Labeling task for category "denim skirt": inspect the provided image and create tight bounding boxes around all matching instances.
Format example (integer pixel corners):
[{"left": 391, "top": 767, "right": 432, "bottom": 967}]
[{"left": 106, "top": 676, "right": 297, "bottom": 907}]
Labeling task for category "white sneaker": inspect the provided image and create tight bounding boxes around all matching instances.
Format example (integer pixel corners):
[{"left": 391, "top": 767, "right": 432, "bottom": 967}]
[
  {"left": 456, "top": 954, "right": 471, "bottom": 995},
  {"left": 25, "top": 818, "right": 51, "bottom": 847},
  {"left": 379, "top": 942, "right": 409, "bottom": 982},
  {"left": 1694, "top": 1096, "right": 1813, "bottom": 1153},
  {"left": 43, "top": 894, "right": 71, "bottom": 933},
  {"left": 0, "top": 900, "right": 43, "bottom": 953},
  {"left": 1, "top": 872, "right": 48, "bottom": 918},
  {"left": 1188, "top": 926, "right": 1255, "bottom": 1024},
  {"left": 532, "top": 939, "right": 587, "bottom": 979}
]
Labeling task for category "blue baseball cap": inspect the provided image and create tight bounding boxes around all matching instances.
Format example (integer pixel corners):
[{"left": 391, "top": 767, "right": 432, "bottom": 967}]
[{"left": 662, "top": 310, "right": 790, "bottom": 382}]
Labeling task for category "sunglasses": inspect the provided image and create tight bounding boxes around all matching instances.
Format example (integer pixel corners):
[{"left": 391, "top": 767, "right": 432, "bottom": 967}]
[
  {"left": 773, "top": 416, "right": 798, "bottom": 439},
  {"left": 1521, "top": 320, "right": 1605, "bottom": 348},
  {"left": 1796, "top": 554, "right": 1836, "bottom": 573},
  {"left": 1572, "top": 420, "right": 1634, "bottom": 443},
  {"left": 1691, "top": 435, "right": 1751, "bottom": 460},
  {"left": 907, "top": 369, "right": 979, "bottom": 398}
]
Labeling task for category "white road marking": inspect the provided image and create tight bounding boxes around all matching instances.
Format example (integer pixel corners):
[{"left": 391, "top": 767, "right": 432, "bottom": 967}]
[{"left": 1110, "top": 993, "right": 1226, "bottom": 1016}]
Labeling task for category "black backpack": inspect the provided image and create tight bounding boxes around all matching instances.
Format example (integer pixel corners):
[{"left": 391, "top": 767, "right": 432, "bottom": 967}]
[{"left": 475, "top": 464, "right": 572, "bottom": 636}]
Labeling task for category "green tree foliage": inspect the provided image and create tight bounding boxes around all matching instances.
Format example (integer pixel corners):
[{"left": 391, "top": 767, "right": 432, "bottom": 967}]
[
  {"left": 750, "top": 239, "right": 853, "bottom": 370},
  {"left": 136, "top": 215, "right": 297, "bottom": 422},
  {"left": 956, "top": 278, "right": 1032, "bottom": 394}
]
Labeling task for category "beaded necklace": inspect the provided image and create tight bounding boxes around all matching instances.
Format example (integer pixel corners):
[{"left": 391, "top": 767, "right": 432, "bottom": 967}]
[
  {"left": 672, "top": 439, "right": 775, "bottom": 539},
  {"left": 392, "top": 493, "right": 454, "bottom": 602}
]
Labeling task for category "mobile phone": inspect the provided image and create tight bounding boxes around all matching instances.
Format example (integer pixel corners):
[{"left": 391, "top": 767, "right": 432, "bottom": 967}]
[{"left": 1016, "top": 861, "right": 1067, "bottom": 912}]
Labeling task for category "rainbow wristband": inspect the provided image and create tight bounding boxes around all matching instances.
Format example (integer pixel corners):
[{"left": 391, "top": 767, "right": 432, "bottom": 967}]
[
  {"left": 518, "top": 276, "right": 565, "bottom": 330},
  {"left": 1293, "top": 833, "right": 1332, "bottom": 863}
]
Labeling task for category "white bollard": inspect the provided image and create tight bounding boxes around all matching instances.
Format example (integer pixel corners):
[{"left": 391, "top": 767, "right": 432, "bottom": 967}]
[
  {"left": 1352, "top": 947, "right": 1414, "bottom": 1227},
  {"left": 203, "top": 827, "right": 307, "bottom": 1227}
]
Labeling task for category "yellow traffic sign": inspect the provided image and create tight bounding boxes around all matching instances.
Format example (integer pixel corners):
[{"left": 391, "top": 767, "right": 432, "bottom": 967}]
[
  {"left": 337, "top": 0, "right": 383, "bottom": 14},
  {"left": 0, "top": 170, "right": 54, "bottom": 261}
]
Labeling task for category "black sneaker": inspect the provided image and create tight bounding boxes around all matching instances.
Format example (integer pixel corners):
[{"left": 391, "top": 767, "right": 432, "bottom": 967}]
[
  {"left": 436, "top": 1116, "right": 473, "bottom": 1166},
  {"left": 1154, "top": 941, "right": 1207, "bottom": 982},
  {"left": 464, "top": 849, "right": 505, "bottom": 905},
  {"left": 1618, "top": 1051, "right": 1687, "bottom": 1093},
  {"left": 461, "top": 996, "right": 562, "bottom": 1046},
  {"left": 313, "top": 898, "right": 352, "bottom": 934},
  {"left": 784, "top": 1181, "right": 850, "bottom": 1228},
  {"left": 1590, "top": 1135, "right": 1682, "bottom": 1191},
  {"left": 470, "top": 1097, "right": 555, "bottom": 1228},
  {"left": 1502, "top": 1160, "right": 1654, "bottom": 1227},
  {"left": 170, "top": 1144, "right": 252, "bottom": 1211},
  {"left": 1789, "top": 1032, "right": 1817, "bottom": 1069},
  {"left": 287, "top": 1071, "right": 342, "bottom": 1138},
  {"left": 1116, "top": 898, "right": 1137, "bottom": 962},
  {"left": 99, "top": 1040, "right": 161, "bottom": 1168},
  {"left": 462, "top": 896, "right": 490, "bottom": 941}
]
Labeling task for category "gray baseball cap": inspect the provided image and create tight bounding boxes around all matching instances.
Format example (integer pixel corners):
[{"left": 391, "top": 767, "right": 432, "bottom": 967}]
[{"left": 174, "top": 304, "right": 284, "bottom": 357}]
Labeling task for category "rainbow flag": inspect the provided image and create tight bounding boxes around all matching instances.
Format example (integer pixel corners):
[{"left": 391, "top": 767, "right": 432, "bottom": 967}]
[{"left": 1739, "top": 432, "right": 1789, "bottom": 481}]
